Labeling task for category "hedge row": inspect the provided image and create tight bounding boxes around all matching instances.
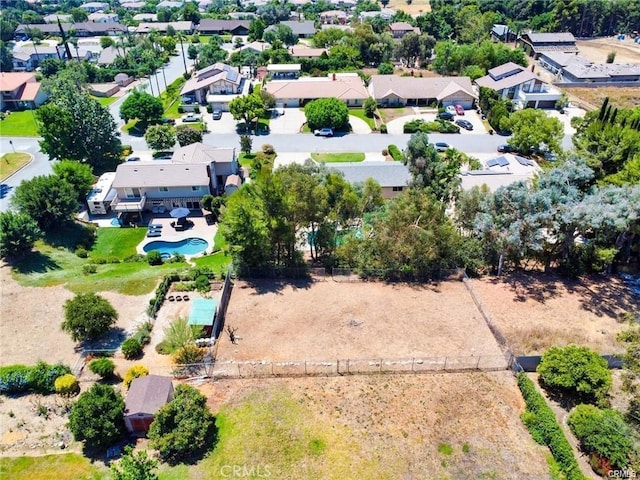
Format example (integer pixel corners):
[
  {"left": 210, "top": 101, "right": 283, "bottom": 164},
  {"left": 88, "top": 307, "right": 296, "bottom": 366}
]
[
  {"left": 403, "top": 119, "right": 460, "bottom": 134},
  {"left": 517, "top": 373, "right": 586, "bottom": 480},
  {"left": 388, "top": 144, "right": 403, "bottom": 161},
  {"left": 0, "top": 362, "right": 71, "bottom": 395}
]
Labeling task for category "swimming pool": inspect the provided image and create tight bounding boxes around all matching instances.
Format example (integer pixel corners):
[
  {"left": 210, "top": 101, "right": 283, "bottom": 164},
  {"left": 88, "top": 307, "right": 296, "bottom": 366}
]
[{"left": 143, "top": 238, "right": 209, "bottom": 256}]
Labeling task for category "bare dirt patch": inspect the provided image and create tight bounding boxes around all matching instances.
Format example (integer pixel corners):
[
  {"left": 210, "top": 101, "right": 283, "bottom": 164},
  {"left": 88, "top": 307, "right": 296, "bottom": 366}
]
[
  {"left": 217, "top": 279, "right": 504, "bottom": 362},
  {"left": 470, "top": 274, "right": 638, "bottom": 355},
  {"left": 387, "top": 0, "right": 431, "bottom": 16},
  {"left": 199, "top": 371, "right": 551, "bottom": 479},
  {"left": 564, "top": 86, "right": 640, "bottom": 109},
  {"left": 576, "top": 37, "right": 640, "bottom": 64}
]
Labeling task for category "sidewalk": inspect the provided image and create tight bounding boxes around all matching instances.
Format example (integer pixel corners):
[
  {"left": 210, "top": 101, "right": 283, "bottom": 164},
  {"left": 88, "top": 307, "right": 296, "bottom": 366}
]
[{"left": 273, "top": 152, "right": 390, "bottom": 168}]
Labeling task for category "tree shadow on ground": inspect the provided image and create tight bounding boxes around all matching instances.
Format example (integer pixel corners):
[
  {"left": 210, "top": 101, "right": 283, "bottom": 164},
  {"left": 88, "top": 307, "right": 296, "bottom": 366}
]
[
  {"left": 240, "top": 276, "right": 315, "bottom": 295},
  {"left": 81, "top": 327, "right": 127, "bottom": 352},
  {"left": 489, "top": 272, "right": 579, "bottom": 304},
  {"left": 11, "top": 251, "right": 60, "bottom": 274},
  {"left": 44, "top": 222, "right": 95, "bottom": 251},
  {"left": 575, "top": 274, "right": 639, "bottom": 319}
]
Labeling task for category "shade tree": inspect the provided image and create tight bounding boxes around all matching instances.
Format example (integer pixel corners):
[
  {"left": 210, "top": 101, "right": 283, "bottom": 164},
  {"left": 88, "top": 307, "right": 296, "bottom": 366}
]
[
  {"left": 12, "top": 175, "right": 79, "bottom": 231},
  {"left": 304, "top": 97, "right": 349, "bottom": 131},
  {"left": 62, "top": 293, "right": 119, "bottom": 342},
  {"left": 0, "top": 211, "right": 42, "bottom": 259},
  {"left": 119, "top": 90, "right": 164, "bottom": 124}
]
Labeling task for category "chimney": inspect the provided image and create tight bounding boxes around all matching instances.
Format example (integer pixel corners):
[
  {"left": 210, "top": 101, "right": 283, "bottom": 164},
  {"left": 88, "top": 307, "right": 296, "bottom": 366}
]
[{"left": 332, "top": 73, "right": 336, "bottom": 81}]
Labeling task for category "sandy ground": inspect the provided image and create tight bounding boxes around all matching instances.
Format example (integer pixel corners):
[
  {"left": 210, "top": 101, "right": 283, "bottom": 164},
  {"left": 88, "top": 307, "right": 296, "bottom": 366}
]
[
  {"left": 217, "top": 279, "right": 505, "bottom": 363},
  {"left": 576, "top": 37, "right": 640, "bottom": 64},
  {"left": 198, "top": 371, "right": 551, "bottom": 479},
  {"left": 470, "top": 274, "right": 639, "bottom": 355}
]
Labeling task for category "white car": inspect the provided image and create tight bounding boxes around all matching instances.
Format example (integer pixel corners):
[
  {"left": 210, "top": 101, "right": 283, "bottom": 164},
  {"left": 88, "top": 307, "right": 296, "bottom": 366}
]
[
  {"left": 445, "top": 105, "right": 456, "bottom": 115},
  {"left": 182, "top": 113, "right": 201, "bottom": 122}
]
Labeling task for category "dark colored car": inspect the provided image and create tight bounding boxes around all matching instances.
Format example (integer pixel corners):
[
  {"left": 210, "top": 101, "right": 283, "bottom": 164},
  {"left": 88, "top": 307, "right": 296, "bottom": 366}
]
[
  {"left": 437, "top": 111, "right": 455, "bottom": 121},
  {"left": 455, "top": 119, "right": 474, "bottom": 130},
  {"left": 212, "top": 109, "right": 223, "bottom": 120},
  {"left": 159, "top": 118, "right": 176, "bottom": 125},
  {"left": 434, "top": 142, "right": 450, "bottom": 152},
  {"left": 497, "top": 144, "right": 519, "bottom": 153}
]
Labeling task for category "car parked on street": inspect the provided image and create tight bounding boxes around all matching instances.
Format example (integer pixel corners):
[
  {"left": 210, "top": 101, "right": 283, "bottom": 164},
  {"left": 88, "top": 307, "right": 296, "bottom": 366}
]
[
  {"left": 212, "top": 109, "right": 222, "bottom": 120},
  {"left": 454, "top": 105, "right": 465, "bottom": 115},
  {"left": 434, "top": 142, "right": 450, "bottom": 152},
  {"left": 182, "top": 113, "right": 201, "bottom": 122},
  {"left": 314, "top": 127, "right": 334, "bottom": 137},
  {"left": 437, "top": 111, "right": 455, "bottom": 121},
  {"left": 455, "top": 119, "right": 473, "bottom": 130},
  {"left": 497, "top": 144, "right": 520, "bottom": 153},
  {"left": 159, "top": 118, "right": 176, "bottom": 125}
]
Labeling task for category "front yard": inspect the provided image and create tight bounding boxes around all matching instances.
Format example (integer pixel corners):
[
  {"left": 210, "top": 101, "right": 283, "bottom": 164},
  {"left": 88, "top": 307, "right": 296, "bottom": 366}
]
[
  {"left": 0, "top": 152, "right": 31, "bottom": 181},
  {"left": 311, "top": 152, "right": 365, "bottom": 163},
  {"left": 0, "top": 110, "right": 39, "bottom": 137}
]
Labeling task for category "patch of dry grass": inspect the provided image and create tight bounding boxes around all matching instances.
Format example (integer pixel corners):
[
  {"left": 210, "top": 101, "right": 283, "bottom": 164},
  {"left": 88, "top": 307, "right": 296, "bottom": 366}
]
[{"left": 564, "top": 86, "right": 640, "bottom": 110}]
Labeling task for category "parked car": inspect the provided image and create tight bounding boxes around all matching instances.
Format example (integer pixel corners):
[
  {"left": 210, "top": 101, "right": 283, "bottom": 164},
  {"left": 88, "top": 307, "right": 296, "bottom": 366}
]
[
  {"left": 454, "top": 104, "right": 465, "bottom": 115},
  {"left": 314, "top": 128, "right": 334, "bottom": 137},
  {"left": 434, "top": 142, "right": 450, "bottom": 152},
  {"left": 455, "top": 119, "right": 473, "bottom": 130},
  {"left": 159, "top": 118, "right": 176, "bottom": 125},
  {"left": 126, "top": 156, "right": 140, "bottom": 162},
  {"left": 497, "top": 144, "right": 519, "bottom": 153},
  {"left": 182, "top": 113, "right": 201, "bottom": 122},
  {"left": 212, "top": 109, "right": 222, "bottom": 120},
  {"left": 437, "top": 111, "right": 455, "bottom": 121},
  {"left": 445, "top": 105, "right": 456, "bottom": 114}
]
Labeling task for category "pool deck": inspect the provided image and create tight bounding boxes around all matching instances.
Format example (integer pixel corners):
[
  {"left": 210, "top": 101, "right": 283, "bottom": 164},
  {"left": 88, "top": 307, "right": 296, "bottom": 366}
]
[{"left": 136, "top": 216, "right": 218, "bottom": 258}]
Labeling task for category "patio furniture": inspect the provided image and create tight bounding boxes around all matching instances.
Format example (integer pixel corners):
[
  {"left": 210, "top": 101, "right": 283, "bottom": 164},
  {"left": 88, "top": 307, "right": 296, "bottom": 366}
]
[
  {"left": 176, "top": 296, "right": 183, "bottom": 301},
  {"left": 146, "top": 231, "right": 162, "bottom": 238},
  {"left": 148, "top": 223, "right": 163, "bottom": 229},
  {"left": 168, "top": 295, "right": 175, "bottom": 302},
  {"left": 182, "top": 295, "right": 190, "bottom": 301}
]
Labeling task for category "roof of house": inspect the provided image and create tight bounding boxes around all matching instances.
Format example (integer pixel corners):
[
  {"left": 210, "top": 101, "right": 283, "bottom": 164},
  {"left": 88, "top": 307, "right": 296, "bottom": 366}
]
[
  {"left": 475, "top": 63, "right": 538, "bottom": 91},
  {"left": 239, "top": 41, "right": 270, "bottom": 53},
  {"left": 171, "top": 142, "right": 236, "bottom": 164},
  {"left": 97, "top": 46, "right": 123, "bottom": 65},
  {"left": 120, "top": 1, "right": 146, "bottom": 8},
  {"left": 540, "top": 52, "right": 592, "bottom": 68},
  {"left": 461, "top": 153, "right": 541, "bottom": 191},
  {"left": 181, "top": 63, "right": 241, "bottom": 95},
  {"left": 19, "top": 81, "right": 42, "bottom": 101},
  {"left": 12, "top": 46, "right": 59, "bottom": 61},
  {"left": 389, "top": 21, "right": 417, "bottom": 32},
  {"left": 270, "top": 20, "right": 316, "bottom": 36},
  {"left": 523, "top": 32, "right": 577, "bottom": 44},
  {"left": 125, "top": 375, "right": 173, "bottom": 416},
  {"left": 225, "top": 174, "right": 242, "bottom": 187},
  {"left": 81, "top": 1, "right": 109, "bottom": 8},
  {"left": 133, "top": 13, "right": 158, "bottom": 21},
  {"left": 265, "top": 75, "right": 368, "bottom": 101},
  {"left": 198, "top": 19, "right": 250, "bottom": 32},
  {"left": 135, "top": 21, "right": 193, "bottom": 33},
  {"left": 491, "top": 24, "right": 511, "bottom": 36},
  {"left": 563, "top": 62, "right": 640, "bottom": 80},
  {"left": 266, "top": 63, "right": 301, "bottom": 72},
  {"left": 112, "top": 162, "right": 209, "bottom": 188},
  {"left": 369, "top": 75, "right": 476, "bottom": 101},
  {"left": 44, "top": 14, "right": 72, "bottom": 23},
  {"left": 290, "top": 46, "right": 327, "bottom": 58},
  {"left": 321, "top": 10, "right": 347, "bottom": 17},
  {"left": 329, "top": 161, "right": 411, "bottom": 188},
  {"left": 486, "top": 62, "right": 525, "bottom": 79},
  {"left": 0, "top": 72, "right": 36, "bottom": 92},
  {"left": 88, "top": 13, "right": 118, "bottom": 20},
  {"left": 157, "top": 0, "right": 184, "bottom": 7}
]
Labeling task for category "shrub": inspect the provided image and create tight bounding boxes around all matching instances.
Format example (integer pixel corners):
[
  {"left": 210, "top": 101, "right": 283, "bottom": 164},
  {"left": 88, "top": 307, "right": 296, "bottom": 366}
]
[
  {"left": 567, "top": 404, "right": 633, "bottom": 472},
  {"left": 177, "top": 105, "right": 184, "bottom": 114},
  {"left": 88, "top": 358, "right": 115, "bottom": 379},
  {"left": 537, "top": 345, "right": 612, "bottom": 405},
  {"left": 75, "top": 247, "right": 88, "bottom": 258},
  {"left": 195, "top": 274, "right": 210, "bottom": 293},
  {"left": 82, "top": 264, "right": 97, "bottom": 274},
  {"left": 172, "top": 344, "right": 205, "bottom": 365},
  {"left": 378, "top": 62, "right": 394, "bottom": 75},
  {"left": 54, "top": 374, "right": 79, "bottom": 396},
  {"left": 304, "top": 97, "right": 349, "bottom": 130},
  {"left": 162, "top": 317, "right": 195, "bottom": 354},
  {"left": 518, "top": 373, "right": 586, "bottom": 480},
  {"left": 123, "top": 365, "right": 149, "bottom": 389},
  {"left": 62, "top": 293, "right": 118, "bottom": 342},
  {"left": 121, "top": 145, "right": 132, "bottom": 157},
  {"left": 121, "top": 338, "right": 143, "bottom": 360},
  {"left": 133, "top": 322, "right": 153, "bottom": 346},
  {"left": 240, "top": 134, "right": 252, "bottom": 154},
  {"left": 363, "top": 97, "right": 377, "bottom": 118},
  {"left": 403, "top": 119, "right": 424, "bottom": 133},
  {"left": 147, "top": 250, "right": 163, "bottom": 266},
  {"left": 380, "top": 124, "right": 387, "bottom": 134},
  {"left": 155, "top": 341, "right": 171, "bottom": 355},
  {"left": 206, "top": 104, "right": 213, "bottom": 113},
  {"left": 261, "top": 144, "right": 275, "bottom": 155},
  {"left": 388, "top": 144, "right": 403, "bottom": 161},
  {"left": 0, "top": 362, "right": 71, "bottom": 395}
]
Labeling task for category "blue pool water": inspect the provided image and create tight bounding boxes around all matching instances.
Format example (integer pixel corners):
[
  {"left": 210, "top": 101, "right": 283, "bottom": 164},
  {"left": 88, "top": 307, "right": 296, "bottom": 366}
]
[
  {"left": 143, "top": 238, "right": 209, "bottom": 256},
  {"left": 110, "top": 218, "right": 121, "bottom": 227}
]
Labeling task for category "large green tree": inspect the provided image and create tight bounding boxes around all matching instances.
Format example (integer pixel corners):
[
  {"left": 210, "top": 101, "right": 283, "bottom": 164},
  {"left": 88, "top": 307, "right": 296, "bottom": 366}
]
[
  {"left": 12, "top": 175, "right": 78, "bottom": 231},
  {"left": 36, "top": 79, "right": 121, "bottom": 173},
  {"left": 111, "top": 446, "right": 158, "bottom": 480},
  {"left": 52, "top": 160, "right": 94, "bottom": 204},
  {"left": 69, "top": 383, "right": 126, "bottom": 451},
  {"left": 62, "top": 293, "right": 118, "bottom": 342},
  {"left": 229, "top": 94, "right": 265, "bottom": 133},
  {"left": 0, "top": 211, "right": 41, "bottom": 259},
  {"left": 148, "top": 385, "right": 215, "bottom": 464},
  {"left": 304, "top": 97, "right": 349, "bottom": 130},
  {"left": 144, "top": 124, "right": 176, "bottom": 151},
  {"left": 176, "top": 125, "right": 203, "bottom": 147},
  {"left": 119, "top": 90, "right": 164, "bottom": 124},
  {"left": 505, "top": 108, "right": 564, "bottom": 155}
]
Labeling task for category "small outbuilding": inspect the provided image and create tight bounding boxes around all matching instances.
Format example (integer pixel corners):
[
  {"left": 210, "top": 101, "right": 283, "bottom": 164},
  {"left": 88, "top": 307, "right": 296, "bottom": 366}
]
[
  {"left": 189, "top": 298, "right": 217, "bottom": 337},
  {"left": 124, "top": 375, "right": 174, "bottom": 436}
]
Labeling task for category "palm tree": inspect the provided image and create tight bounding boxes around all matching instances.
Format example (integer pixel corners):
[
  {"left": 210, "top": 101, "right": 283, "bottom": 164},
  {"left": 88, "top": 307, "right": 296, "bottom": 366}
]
[{"left": 176, "top": 31, "right": 189, "bottom": 77}]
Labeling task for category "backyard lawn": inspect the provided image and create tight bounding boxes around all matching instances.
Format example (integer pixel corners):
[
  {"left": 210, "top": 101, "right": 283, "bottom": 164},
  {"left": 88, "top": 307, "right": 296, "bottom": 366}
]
[
  {"left": 0, "top": 454, "right": 106, "bottom": 480},
  {"left": 90, "top": 95, "right": 117, "bottom": 107},
  {"left": 0, "top": 152, "right": 31, "bottom": 180},
  {"left": 311, "top": 152, "right": 365, "bottom": 163},
  {"left": 0, "top": 110, "right": 39, "bottom": 137}
]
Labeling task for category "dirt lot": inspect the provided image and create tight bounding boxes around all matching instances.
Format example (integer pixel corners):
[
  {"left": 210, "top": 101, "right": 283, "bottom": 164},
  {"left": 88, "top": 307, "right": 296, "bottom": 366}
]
[
  {"left": 576, "top": 37, "right": 640, "bottom": 64},
  {"left": 565, "top": 86, "right": 640, "bottom": 109},
  {"left": 217, "top": 279, "right": 504, "bottom": 363},
  {"left": 470, "top": 274, "right": 638, "bottom": 355},
  {"left": 388, "top": 0, "right": 431, "bottom": 16},
  {"left": 199, "top": 372, "right": 551, "bottom": 479}
]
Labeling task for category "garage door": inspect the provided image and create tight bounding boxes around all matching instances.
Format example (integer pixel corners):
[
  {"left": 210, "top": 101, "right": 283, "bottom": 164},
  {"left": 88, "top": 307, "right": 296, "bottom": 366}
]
[
  {"left": 284, "top": 98, "right": 299, "bottom": 108},
  {"left": 443, "top": 99, "right": 474, "bottom": 109}
]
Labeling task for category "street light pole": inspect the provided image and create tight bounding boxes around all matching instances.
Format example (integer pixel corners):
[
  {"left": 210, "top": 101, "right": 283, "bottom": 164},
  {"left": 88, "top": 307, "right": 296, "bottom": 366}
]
[{"left": 9, "top": 140, "right": 15, "bottom": 153}]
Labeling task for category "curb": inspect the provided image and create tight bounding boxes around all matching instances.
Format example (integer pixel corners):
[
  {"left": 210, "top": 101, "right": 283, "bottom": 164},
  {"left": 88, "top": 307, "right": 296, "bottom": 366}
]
[{"left": 0, "top": 152, "right": 34, "bottom": 183}]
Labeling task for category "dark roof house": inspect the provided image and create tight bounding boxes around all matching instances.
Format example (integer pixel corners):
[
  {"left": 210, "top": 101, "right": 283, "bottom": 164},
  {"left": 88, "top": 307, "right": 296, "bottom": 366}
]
[
  {"left": 518, "top": 32, "right": 578, "bottom": 59},
  {"left": 198, "top": 19, "right": 250, "bottom": 35},
  {"left": 266, "top": 20, "right": 316, "bottom": 38},
  {"left": 124, "top": 375, "right": 174, "bottom": 436}
]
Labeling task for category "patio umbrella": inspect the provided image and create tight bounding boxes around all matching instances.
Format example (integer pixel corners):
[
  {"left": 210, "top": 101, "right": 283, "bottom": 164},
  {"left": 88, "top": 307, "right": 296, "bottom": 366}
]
[{"left": 170, "top": 207, "right": 190, "bottom": 219}]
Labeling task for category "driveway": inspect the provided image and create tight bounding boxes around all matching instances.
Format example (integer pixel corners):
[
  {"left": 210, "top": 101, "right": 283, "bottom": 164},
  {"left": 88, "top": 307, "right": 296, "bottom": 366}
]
[
  {"left": 385, "top": 110, "right": 488, "bottom": 135},
  {"left": 545, "top": 107, "right": 586, "bottom": 135},
  {"left": 455, "top": 110, "right": 488, "bottom": 135},
  {"left": 203, "top": 112, "right": 238, "bottom": 134},
  {"left": 269, "top": 107, "right": 306, "bottom": 134},
  {"left": 349, "top": 115, "right": 372, "bottom": 134}
]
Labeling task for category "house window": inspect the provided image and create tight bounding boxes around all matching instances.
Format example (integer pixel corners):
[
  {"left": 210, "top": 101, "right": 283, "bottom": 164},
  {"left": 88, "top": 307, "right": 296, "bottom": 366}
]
[
  {"left": 191, "top": 186, "right": 200, "bottom": 191},
  {"left": 392, "top": 186, "right": 403, "bottom": 192},
  {"left": 159, "top": 187, "right": 168, "bottom": 192}
]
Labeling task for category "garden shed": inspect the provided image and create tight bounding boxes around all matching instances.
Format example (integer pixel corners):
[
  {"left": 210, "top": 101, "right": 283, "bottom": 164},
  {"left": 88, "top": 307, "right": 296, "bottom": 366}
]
[
  {"left": 189, "top": 298, "right": 217, "bottom": 337},
  {"left": 124, "top": 375, "right": 173, "bottom": 436}
]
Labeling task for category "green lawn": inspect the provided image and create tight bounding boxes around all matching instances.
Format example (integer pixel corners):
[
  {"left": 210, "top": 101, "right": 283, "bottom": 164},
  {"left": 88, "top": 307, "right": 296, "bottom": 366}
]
[
  {"left": 0, "top": 454, "right": 107, "bottom": 480},
  {"left": 349, "top": 108, "right": 376, "bottom": 130},
  {"left": 0, "top": 152, "right": 31, "bottom": 180},
  {"left": 311, "top": 152, "right": 365, "bottom": 163},
  {"left": 192, "top": 229, "right": 232, "bottom": 271},
  {"left": 0, "top": 110, "right": 39, "bottom": 137},
  {"left": 161, "top": 77, "right": 187, "bottom": 119},
  {"left": 238, "top": 152, "right": 255, "bottom": 167},
  {"left": 90, "top": 95, "right": 117, "bottom": 107}
]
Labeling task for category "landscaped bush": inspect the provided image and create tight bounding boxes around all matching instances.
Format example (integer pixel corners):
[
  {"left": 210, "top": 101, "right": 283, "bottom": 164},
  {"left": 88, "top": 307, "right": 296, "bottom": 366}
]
[
  {"left": 124, "top": 365, "right": 149, "bottom": 389},
  {"left": 54, "top": 374, "right": 79, "bottom": 396},
  {"left": 195, "top": 275, "right": 210, "bottom": 293},
  {"left": 517, "top": 373, "right": 586, "bottom": 480},
  {"left": 147, "top": 250, "right": 163, "bottom": 266},
  {"left": 121, "top": 338, "right": 143, "bottom": 360},
  {"left": 124, "top": 254, "right": 146, "bottom": 263},
  {"left": 403, "top": 119, "right": 425, "bottom": 133},
  {"left": 83, "top": 264, "right": 97, "bottom": 274},
  {"left": 388, "top": 144, "right": 403, "bottom": 161},
  {"left": 88, "top": 358, "right": 115, "bottom": 379},
  {"left": 403, "top": 119, "right": 460, "bottom": 134},
  {"left": 172, "top": 344, "right": 205, "bottom": 365},
  {"left": 0, "top": 362, "right": 71, "bottom": 395},
  {"left": 132, "top": 322, "right": 153, "bottom": 346},
  {"left": 161, "top": 317, "right": 195, "bottom": 355},
  {"left": 380, "top": 123, "right": 387, "bottom": 134},
  {"left": 75, "top": 247, "right": 88, "bottom": 258}
]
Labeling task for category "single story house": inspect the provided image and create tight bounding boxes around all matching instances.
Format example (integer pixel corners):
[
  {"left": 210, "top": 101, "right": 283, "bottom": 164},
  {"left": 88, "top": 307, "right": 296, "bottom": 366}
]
[
  {"left": 491, "top": 24, "right": 516, "bottom": 43},
  {"left": 266, "top": 63, "right": 301, "bottom": 79},
  {"left": 518, "top": 32, "right": 578, "bottom": 59},
  {"left": 538, "top": 52, "right": 591, "bottom": 76},
  {"left": 319, "top": 10, "right": 348, "bottom": 25},
  {"left": 359, "top": 9, "right": 395, "bottom": 22},
  {"left": 460, "top": 154, "right": 541, "bottom": 192},
  {"left": 180, "top": 62, "right": 246, "bottom": 109},
  {"left": 86, "top": 172, "right": 117, "bottom": 214},
  {"left": 79, "top": 1, "right": 109, "bottom": 13},
  {"left": 475, "top": 62, "right": 562, "bottom": 109},
  {"left": 289, "top": 46, "right": 327, "bottom": 59},
  {"left": 43, "top": 14, "right": 72, "bottom": 23},
  {"left": 97, "top": 46, "right": 124, "bottom": 66},
  {"left": 89, "top": 12, "right": 119, "bottom": 23},
  {"left": 11, "top": 46, "right": 60, "bottom": 71},
  {"left": 157, "top": 0, "right": 184, "bottom": 8},
  {"left": 120, "top": 1, "right": 146, "bottom": 9},
  {"left": 389, "top": 22, "right": 420, "bottom": 39},
  {"left": 329, "top": 162, "right": 411, "bottom": 199},
  {"left": 237, "top": 41, "right": 270, "bottom": 55},
  {"left": 197, "top": 19, "right": 250, "bottom": 35},
  {"left": 133, "top": 13, "right": 158, "bottom": 22},
  {"left": 135, "top": 21, "right": 194, "bottom": 34},
  {"left": 0, "top": 72, "right": 48, "bottom": 110},
  {"left": 266, "top": 20, "right": 316, "bottom": 38},
  {"left": 264, "top": 73, "right": 369, "bottom": 107},
  {"left": 540, "top": 52, "right": 640, "bottom": 84},
  {"left": 368, "top": 75, "right": 477, "bottom": 108},
  {"left": 124, "top": 375, "right": 174, "bottom": 436}
]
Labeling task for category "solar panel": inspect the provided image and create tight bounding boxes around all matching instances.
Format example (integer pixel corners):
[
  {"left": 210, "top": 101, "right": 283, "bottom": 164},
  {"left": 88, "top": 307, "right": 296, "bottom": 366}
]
[
  {"left": 497, "top": 156, "right": 510, "bottom": 167},
  {"left": 486, "top": 159, "right": 499, "bottom": 167},
  {"left": 516, "top": 156, "right": 534, "bottom": 166},
  {"left": 226, "top": 68, "right": 239, "bottom": 82}
]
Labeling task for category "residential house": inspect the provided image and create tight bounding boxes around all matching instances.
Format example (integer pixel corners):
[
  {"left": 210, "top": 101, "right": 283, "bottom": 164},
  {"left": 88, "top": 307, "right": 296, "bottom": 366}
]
[
  {"left": 86, "top": 172, "right": 117, "bottom": 215},
  {"left": 157, "top": 0, "right": 184, "bottom": 8},
  {"left": 266, "top": 20, "right": 316, "bottom": 38},
  {"left": 389, "top": 22, "right": 420, "bottom": 39},
  {"left": 0, "top": 72, "right": 48, "bottom": 110},
  {"left": 368, "top": 75, "right": 477, "bottom": 108},
  {"left": 266, "top": 63, "right": 301, "bottom": 79},
  {"left": 79, "top": 2, "right": 110, "bottom": 13},
  {"left": 180, "top": 62, "right": 247, "bottom": 109},
  {"left": 70, "top": 21, "right": 127, "bottom": 36},
  {"left": 229, "top": 12, "right": 257, "bottom": 20},
  {"left": 518, "top": 32, "right": 578, "bottom": 59},
  {"left": 197, "top": 19, "right": 250, "bottom": 35},
  {"left": 290, "top": 46, "right": 327, "bottom": 59},
  {"left": 171, "top": 143, "right": 239, "bottom": 195},
  {"left": 475, "top": 62, "right": 562, "bottom": 109},
  {"left": 359, "top": 8, "right": 395, "bottom": 22},
  {"left": 120, "top": 2, "right": 146, "bottom": 10},
  {"left": 538, "top": 52, "right": 591, "bottom": 76},
  {"left": 329, "top": 0, "right": 356, "bottom": 7},
  {"left": 329, "top": 162, "right": 411, "bottom": 199},
  {"left": 319, "top": 10, "right": 348, "bottom": 25},
  {"left": 43, "top": 14, "right": 72, "bottom": 23},
  {"left": 133, "top": 13, "right": 158, "bottom": 22},
  {"left": 539, "top": 52, "right": 640, "bottom": 83},
  {"left": 491, "top": 24, "right": 516, "bottom": 43},
  {"left": 11, "top": 45, "right": 60, "bottom": 71},
  {"left": 124, "top": 375, "right": 174, "bottom": 436},
  {"left": 97, "top": 46, "right": 124, "bottom": 66},
  {"left": 135, "top": 21, "right": 194, "bottom": 34},
  {"left": 14, "top": 23, "right": 67, "bottom": 39},
  {"left": 237, "top": 41, "right": 270, "bottom": 55},
  {"left": 460, "top": 154, "right": 541, "bottom": 191},
  {"left": 264, "top": 73, "right": 368, "bottom": 107},
  {"left": 88, "top": 12, "right": 119, "bottom": 23}
]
